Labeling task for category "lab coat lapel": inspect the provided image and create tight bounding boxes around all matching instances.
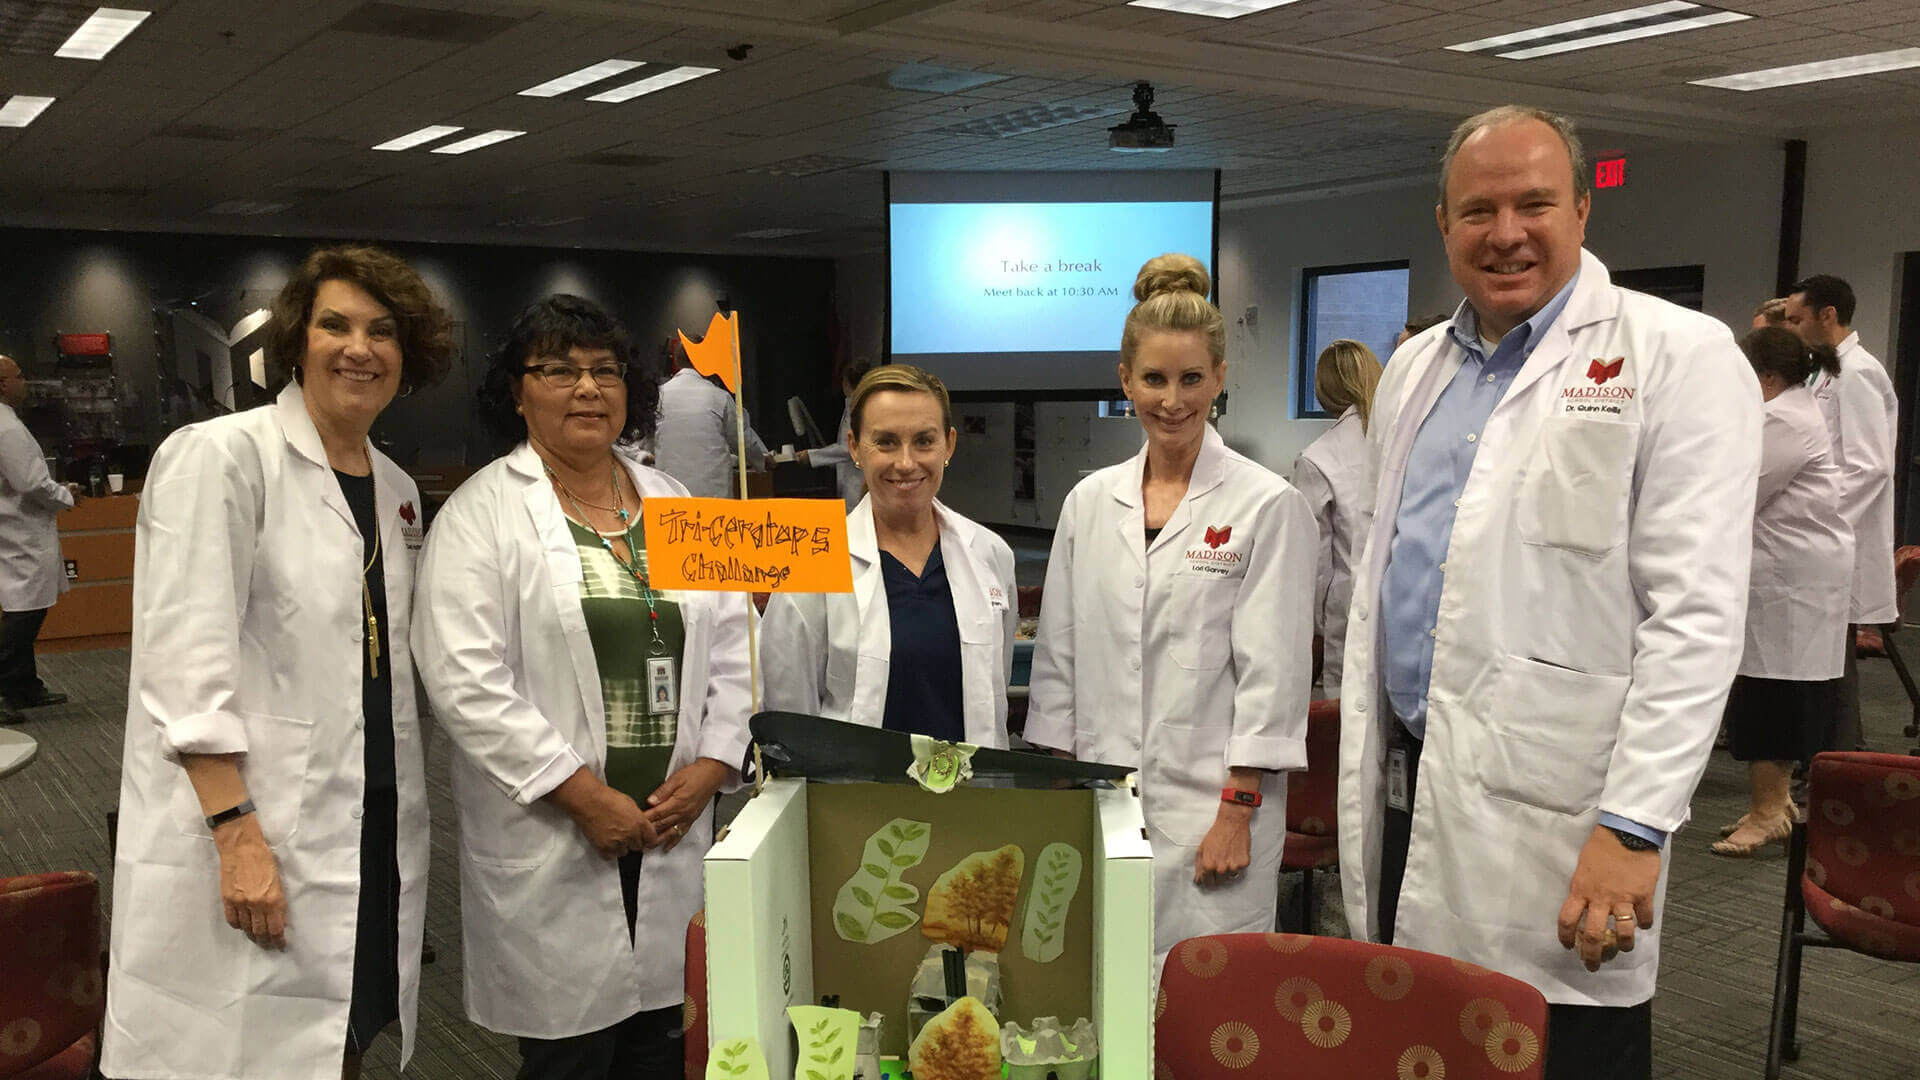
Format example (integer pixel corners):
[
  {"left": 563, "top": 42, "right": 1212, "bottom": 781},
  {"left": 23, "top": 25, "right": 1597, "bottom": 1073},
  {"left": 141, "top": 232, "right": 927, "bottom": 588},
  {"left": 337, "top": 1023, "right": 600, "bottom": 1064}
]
[
  {"left": 1111, "top": 443, "right": 1148, "bottom": 568},
  {"left": 509, "top": 442, "right": 608, "bottom": 766},
  {"left": 1156, "top": 425, "right": 1228, "bottom": 550},
  {"left": 1496, "top": 249, "right": 1622, "bottom": 408},
  {"left": 846, "top": 496, "right": 892, "bottom": 724},
  {"left": 275, "top": 382, "right": 357, "bottom": 533}
]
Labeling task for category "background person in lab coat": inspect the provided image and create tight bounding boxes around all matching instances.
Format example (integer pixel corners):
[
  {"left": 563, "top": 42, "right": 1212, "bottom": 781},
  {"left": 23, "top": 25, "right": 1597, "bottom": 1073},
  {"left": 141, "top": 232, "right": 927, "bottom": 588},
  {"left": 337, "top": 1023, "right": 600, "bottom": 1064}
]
[
  {"left": 1712, "top": 328, "right": 1850, "bottom": 857},
  {"left": 0, "top": 352, "right": 79, "bottom": 722},
  {"left": 1337, "top": 106, "right": 1759, "bottom": 1080},
  {"left": 413, "top": 294, "right": 751, "bottom": 1079},
  {"left": 648, "top": 336, "right": 772, "bottom": 498},
  {"left": 1026, "top": 253, "right": 1316, "bottom": 974},
  {"left": 1290, "top": 339, "right": 1382, "bottom": 695},
  {"left": 798, "top": 357, "right": 874, "bottom": 509},
  {"left": 103, "top": 245, "right": 453, "bottom": 1080},
  {"left": 761, "top": 363, "right": 1016, "bottom": 746},
  {"left": 1784, "top": 274, "right": 1896, "bottom": 754}
]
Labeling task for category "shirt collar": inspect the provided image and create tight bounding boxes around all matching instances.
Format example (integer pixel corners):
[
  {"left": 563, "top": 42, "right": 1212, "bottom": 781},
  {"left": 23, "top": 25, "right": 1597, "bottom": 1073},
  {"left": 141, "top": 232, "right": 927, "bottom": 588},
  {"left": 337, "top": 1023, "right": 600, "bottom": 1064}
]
[{"left": 1448, "top": 269, "right": 1581, "bottom": 366}]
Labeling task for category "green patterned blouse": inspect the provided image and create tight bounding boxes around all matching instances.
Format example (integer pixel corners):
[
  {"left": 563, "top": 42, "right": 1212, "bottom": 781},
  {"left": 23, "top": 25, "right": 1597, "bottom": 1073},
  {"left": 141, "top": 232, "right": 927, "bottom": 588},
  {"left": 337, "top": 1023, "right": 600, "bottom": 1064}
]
[{"left": 567, "top": 518, "right": 684, "bottom": 806}]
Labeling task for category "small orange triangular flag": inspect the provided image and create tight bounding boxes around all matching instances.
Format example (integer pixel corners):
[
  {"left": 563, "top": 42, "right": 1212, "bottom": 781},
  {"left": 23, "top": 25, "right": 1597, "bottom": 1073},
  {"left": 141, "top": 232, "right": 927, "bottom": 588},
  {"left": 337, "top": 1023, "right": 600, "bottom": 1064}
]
[{"left": 678, "top": 311, "right": 739, "bottom": 393}]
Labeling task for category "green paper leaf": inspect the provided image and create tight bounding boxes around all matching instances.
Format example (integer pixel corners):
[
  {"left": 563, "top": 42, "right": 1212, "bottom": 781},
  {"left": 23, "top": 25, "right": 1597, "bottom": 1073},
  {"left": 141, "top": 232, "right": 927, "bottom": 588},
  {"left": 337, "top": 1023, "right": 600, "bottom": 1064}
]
[
  {"left": 877, "top": 838, "right": 896, "bottom": 857},
  {"left": 891, "top": 853, "right": 916, "bottom": 866},
  {"left": 837, "top": 911, "right": 866, "bottom": 940},
  {"left": 832, "top": 817, "right": 930, "bottom": 944},
  {"left": 862, "top": 862, "right": 886, "bottom": 877},
  {"left": 874, "top": 910, "right": 913, "bottom": 929},
  {"left": 883, "top": 885, "right": 914, "bottom": 900},
  {"left": 851, "top": 886, "right": 874, "bottom": 907}
]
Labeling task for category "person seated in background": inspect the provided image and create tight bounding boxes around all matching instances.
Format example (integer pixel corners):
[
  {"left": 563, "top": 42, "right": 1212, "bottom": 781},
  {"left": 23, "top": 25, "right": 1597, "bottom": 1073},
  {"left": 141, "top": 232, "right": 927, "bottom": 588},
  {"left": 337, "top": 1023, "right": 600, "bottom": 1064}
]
[
  {"left": 798, "top": 357, "right": 874, "bottom": 510},
  {"left": 1290, "top": 338, "right": 1382, "bottom": 697},
  {"left": 648, "top": 336, "right": 772, "bottom": 498},
  {"left": 1713, "top": 327, "right": 1850, "bottom": 857},
  {"left": 761, "top": 363, "right": 1016, "bottom": 748}
]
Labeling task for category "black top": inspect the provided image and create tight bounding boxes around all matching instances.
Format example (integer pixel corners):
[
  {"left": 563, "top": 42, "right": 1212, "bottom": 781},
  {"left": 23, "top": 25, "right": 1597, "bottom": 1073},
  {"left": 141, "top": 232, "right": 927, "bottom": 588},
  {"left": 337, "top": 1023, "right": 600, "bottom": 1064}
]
[
  {"left": 335, "top": 470, "right": 395, "bottom": 793},
  {"left": 1145, "top": 526, "right": 1163, "bottom": 546},
  {"left": 878, "top": 541, "right": 966, "bottom": 742}
]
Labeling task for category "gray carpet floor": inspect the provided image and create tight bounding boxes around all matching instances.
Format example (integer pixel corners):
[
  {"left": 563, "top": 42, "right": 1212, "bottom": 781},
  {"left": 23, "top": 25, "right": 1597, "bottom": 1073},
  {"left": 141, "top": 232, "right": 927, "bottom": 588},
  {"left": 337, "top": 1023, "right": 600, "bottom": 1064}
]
[{"left": 3, "top": 646, "right": 1916, "bottom": 1079}]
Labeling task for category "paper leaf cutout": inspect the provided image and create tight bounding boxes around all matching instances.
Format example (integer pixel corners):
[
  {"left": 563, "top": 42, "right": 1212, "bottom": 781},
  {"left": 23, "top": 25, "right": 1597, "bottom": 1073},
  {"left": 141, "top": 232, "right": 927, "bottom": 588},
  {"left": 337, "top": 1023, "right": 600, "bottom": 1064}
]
[
  {"left": 706, "top": 1037, "right": 772, "bottom": 1080},
  {"left": 1019, "top": 842, "right": 1082, "bottom": 963},
  {"left": 833, "top": 818, "right": 931, "bottom": 943},
  {"left": 908, "top": 997, "right": 1002, "bottom": 1080},
  {"left": 922, "top": 844, "right": 1025, "bottom": 952},
  {"left": 786, "top": 1005, "right": 861, "bottom": 1080}
]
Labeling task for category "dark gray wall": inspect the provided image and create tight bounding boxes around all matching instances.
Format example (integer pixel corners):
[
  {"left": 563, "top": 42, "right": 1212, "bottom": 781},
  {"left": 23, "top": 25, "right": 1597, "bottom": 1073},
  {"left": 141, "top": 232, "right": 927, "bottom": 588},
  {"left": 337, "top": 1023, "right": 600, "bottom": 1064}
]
[{"left": 0, "top": 227, "right": 843, "bottom": 469}]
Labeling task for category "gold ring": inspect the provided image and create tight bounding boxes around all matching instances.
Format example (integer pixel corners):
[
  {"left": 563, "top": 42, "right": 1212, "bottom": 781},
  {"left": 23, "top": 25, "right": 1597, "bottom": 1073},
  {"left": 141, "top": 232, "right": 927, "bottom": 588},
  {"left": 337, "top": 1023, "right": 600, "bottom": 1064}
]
[{"left": 673, "top": 823, "right": 685, "bottom": 837}]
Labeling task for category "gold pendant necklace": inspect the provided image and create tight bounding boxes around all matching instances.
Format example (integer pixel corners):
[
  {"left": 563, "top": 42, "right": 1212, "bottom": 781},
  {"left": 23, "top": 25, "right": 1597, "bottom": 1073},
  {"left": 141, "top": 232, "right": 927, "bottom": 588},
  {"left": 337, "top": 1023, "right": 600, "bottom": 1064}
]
[{"left": 361, "top": 446, "right": 381, "bottom": 679}]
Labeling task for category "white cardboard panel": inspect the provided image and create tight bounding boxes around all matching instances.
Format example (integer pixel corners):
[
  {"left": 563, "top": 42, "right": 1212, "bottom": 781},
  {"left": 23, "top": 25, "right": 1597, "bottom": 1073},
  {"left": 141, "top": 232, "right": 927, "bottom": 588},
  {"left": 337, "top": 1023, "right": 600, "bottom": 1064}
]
[
  {"left": 704, "top": 779, "right": 814, "bottom": 1076},
  {"left": 1095, "top": 784, "right": 1154, "bottom": 1078}
]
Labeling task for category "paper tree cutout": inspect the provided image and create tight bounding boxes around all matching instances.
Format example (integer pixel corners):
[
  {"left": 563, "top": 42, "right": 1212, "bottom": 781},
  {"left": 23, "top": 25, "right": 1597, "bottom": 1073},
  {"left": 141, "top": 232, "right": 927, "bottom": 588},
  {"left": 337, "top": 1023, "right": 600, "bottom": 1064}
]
[
  {"left": 909, "top": 997, "right": 1001, "bottom": 1080},
  {"left": 922, "top": 844, "right": 1025, "bottom": 953},
  {"left": 706, "top": 1037, "right": 771, "bottom": 1079},
  {"left": 787, "top": 1005, "right": 860, "bottom": 1080},
  {"left": 833, "top": 818, "right": 932, "bottom": 943},
  {"left": 680, "top": 310, "right": 740, "bottom": 392},
  {"left": 1019, "top": 842, "right": 1082, "bottom": 963}
]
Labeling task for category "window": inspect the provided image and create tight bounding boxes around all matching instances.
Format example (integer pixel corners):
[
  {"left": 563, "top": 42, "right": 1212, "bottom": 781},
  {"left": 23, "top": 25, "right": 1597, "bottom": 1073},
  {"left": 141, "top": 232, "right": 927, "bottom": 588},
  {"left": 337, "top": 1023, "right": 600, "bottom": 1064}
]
[{"left": 1296, "top": 261, "right": 1409, "bottom": 418}]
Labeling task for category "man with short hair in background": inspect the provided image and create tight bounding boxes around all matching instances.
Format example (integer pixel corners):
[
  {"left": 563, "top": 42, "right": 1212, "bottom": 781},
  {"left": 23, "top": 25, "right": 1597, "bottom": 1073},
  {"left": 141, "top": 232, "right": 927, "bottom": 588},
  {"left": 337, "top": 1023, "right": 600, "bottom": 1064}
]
[
  {"left": 0, "top": 354, "right": 77, "bottom": 723},
  {"left": 1785, "top": 273, "right": 1897, "bottom": 752},
  {"left": 650, "top": 336, "right": 773, "bottom": 499}
]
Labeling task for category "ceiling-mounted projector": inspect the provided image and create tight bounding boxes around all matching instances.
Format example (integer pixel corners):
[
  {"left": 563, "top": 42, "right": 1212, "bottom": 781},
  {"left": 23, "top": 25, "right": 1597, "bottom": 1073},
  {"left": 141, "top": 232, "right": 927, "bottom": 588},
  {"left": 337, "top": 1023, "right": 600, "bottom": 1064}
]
[{"left": 1108, "top": 81, "right": 1175, "bottom": 153}]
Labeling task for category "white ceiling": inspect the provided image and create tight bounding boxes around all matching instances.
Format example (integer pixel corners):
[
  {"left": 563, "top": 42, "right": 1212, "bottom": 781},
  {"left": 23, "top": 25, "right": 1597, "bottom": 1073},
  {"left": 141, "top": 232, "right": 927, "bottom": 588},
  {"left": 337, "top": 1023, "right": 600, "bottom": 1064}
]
[{"left": 2, "top": 0, "right": 1916, "bottom": 256}]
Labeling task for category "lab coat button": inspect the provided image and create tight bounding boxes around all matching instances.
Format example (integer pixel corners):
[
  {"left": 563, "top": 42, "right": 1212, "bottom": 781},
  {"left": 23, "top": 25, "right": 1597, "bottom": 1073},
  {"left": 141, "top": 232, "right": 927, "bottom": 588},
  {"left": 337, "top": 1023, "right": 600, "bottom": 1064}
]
[
  {"left": 1428, "top": 627, "right": 1438, "bottom": 638},
  {"left": 1355, "top": 699, "right": 1368, "bottom": 713},
  {"left": 350, "top": 806, "right": 364, "bottom": 820},
  {"left": 1133, "top": 575, "right": 1144, "bottom": 589},
  {"left": 352, "top": 630, "right": 364, "bottom": 643},
  {"left": 1466, "top": 433, "right": 1477, "bottom": 443},
  {"left": 1129, "top": 656, "right": 1141, "bottom": 670}
]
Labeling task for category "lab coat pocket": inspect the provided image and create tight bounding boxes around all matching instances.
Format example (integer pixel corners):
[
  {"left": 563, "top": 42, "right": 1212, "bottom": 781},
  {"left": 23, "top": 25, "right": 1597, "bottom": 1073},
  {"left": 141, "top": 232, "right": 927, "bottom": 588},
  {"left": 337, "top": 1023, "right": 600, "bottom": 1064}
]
[
  {"left": 1481, "top": 656, "right": 1628, "bottom": 815},
  {"left": 1170, "top": 574, "right": 1235, "bottom": 671},
  {"left": 171, "top": 711, "right": 316, "bottom": 846},
  {"left": 1519, "top": 418, "right": 1638, "bottom": 557},
  {"left": 1143, "top": 719, "right": 1231, "bottom": 846}
]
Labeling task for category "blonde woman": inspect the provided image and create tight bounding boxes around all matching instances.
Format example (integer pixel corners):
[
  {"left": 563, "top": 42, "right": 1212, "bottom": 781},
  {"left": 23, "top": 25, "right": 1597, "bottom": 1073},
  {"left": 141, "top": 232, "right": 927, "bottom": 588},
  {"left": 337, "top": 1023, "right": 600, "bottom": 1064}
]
[
  {"left": 762, "top": 364, "right": 1017, "bottom": 747},
  {"left": 1291, "top": 339, "right": 1383, "bottom": 695},
  {"left": 1027, "top": 253, "right": 1316, "bottom": 974}
]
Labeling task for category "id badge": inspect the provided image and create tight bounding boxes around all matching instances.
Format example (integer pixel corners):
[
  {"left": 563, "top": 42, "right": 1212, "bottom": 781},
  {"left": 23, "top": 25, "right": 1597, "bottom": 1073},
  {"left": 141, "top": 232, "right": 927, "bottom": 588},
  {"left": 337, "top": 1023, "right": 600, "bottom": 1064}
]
[
  {"left": 1386, "top": 748, "right": 1411, "bottom": 813},
  {"left": 646, "top": 655, "right": 679, "bottom": 715}
]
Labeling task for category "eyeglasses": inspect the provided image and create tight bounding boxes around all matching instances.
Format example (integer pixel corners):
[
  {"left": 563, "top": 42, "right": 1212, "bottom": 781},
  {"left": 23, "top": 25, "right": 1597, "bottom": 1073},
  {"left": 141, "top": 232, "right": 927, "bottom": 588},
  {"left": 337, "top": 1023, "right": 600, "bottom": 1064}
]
[{"left": 523, "top": 361, "right": 627, "bottom": 389}]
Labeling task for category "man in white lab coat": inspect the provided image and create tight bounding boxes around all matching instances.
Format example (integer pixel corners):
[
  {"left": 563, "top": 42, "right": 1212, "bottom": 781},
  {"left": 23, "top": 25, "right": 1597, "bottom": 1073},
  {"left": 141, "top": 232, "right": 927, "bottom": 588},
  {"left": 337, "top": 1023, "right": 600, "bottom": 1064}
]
[
  {"left": 1784, "top": 274, "right": 1897, "bottom": 753},
  {"left": 1338, "top": 106, "right": 1760, "bottom": 1080},
  {"left": 0, "top": 354, "right": 76, "bottom": 721},
  {"left": 649, "top": 338, "right": 772, "bottom": 498}
]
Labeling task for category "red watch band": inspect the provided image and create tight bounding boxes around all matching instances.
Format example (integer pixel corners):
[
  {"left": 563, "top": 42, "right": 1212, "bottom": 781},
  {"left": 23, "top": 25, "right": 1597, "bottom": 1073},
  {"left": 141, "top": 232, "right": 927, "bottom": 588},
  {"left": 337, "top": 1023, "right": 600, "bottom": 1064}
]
[{"left": 1221, "top": 787, "right": 1262, "bottom": 807}]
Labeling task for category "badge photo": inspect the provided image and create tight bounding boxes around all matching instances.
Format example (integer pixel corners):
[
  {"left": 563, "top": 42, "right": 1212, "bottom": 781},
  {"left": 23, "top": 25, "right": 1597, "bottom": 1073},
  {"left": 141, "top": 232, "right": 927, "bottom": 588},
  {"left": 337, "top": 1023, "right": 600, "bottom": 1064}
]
[{"left": 647, "top": 655, "right": 679, "bottom": 715}]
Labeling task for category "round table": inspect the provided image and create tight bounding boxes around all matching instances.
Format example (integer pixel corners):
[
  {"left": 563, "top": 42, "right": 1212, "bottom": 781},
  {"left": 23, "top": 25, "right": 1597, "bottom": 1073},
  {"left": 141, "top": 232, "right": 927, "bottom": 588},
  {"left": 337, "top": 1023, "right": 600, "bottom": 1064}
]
[{"left": 0, "top": 727, "right": 39, "bottom": 778}]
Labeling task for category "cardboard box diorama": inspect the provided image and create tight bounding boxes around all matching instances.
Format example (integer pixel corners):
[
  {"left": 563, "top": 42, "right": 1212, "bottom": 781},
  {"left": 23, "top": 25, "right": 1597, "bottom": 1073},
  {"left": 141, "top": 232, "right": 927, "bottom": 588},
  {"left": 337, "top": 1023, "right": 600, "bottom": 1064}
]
[{"left": 704, "top": 722, "right": 1154, "bottom": 1079}]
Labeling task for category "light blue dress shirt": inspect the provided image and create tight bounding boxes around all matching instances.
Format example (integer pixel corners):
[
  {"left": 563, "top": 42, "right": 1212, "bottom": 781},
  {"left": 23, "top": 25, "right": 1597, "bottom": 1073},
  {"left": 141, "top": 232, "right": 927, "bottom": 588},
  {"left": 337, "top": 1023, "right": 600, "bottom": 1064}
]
[{"left": 1378, "top": 274, "right": 1667, "bottom": 846}]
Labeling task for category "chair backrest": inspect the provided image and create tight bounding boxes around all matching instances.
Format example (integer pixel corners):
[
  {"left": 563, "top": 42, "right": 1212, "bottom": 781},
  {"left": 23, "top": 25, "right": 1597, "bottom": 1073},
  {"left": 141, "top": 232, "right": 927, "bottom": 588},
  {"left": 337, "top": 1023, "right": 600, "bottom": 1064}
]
[
  {"left": 0, "top": 872, "right": 104, "bottom": 1079},
  {"left": 1801, "top": 752, "right": 1920, "bottom": 960},
  {"left": 685, "top": 909, "right": 708, "bottom": 1080},
  {"left": 1286, "top": 700, "right": 1341, "bottom": 836},
  {"left": 1895, "top": 546, "right": 1920, "bottom": 619},
  {"left": 1157, "top": 932, "right": 1550, "bottom": 1079}
]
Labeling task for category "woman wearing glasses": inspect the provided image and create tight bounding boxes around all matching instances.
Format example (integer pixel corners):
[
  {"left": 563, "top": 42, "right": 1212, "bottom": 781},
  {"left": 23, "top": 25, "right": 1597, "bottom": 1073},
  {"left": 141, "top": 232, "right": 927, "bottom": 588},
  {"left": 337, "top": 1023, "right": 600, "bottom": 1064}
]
[{"left": 413, "top": 294, "right": 751, "bottom": 1077}]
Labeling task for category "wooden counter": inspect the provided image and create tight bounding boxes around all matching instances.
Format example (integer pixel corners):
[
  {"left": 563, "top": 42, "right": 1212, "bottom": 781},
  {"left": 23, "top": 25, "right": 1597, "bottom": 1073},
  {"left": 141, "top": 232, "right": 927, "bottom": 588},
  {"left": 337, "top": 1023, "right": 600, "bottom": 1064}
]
[{"left": 38, "top": 493, "right": 138, "bottom": 653}]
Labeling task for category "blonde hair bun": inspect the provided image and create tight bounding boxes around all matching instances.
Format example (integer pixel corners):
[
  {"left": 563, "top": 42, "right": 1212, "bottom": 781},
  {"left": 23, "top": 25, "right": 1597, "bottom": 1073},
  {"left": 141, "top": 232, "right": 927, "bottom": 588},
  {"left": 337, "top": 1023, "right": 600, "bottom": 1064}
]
[{"left": 1132, "top": 253, "right": 1211, "bottom": 303}]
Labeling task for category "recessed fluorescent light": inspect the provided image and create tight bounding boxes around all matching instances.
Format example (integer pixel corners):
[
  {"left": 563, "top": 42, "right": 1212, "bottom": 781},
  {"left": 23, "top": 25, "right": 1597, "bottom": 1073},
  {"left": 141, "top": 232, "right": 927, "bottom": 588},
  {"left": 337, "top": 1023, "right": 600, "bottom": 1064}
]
[
  {"left": 372, "top": 124, "right": 462, "bottom": 151},
  {"left": 55, "top": 7, "right": 151, "bottom": 60},
  {"left": 0, "top": 95, "right": 55, "bottom": 128},
  {"left": 519, "top": 59, "right": 643, "bottom": 97},
  {"left": 1448, "top": 2, "right": 1749, "bottom": 60},
  {"left": 584, "top": 65, "right": 718, "bottom": 103},
  {"left": 1125, "top": 0, "right": 1304, "bottom": 17},
  {"left": 430, "top": 128, "right": 525, "bottom": 154},
  {"left": 1690, "top": 47, "right": 1920, "bottom": 90}
]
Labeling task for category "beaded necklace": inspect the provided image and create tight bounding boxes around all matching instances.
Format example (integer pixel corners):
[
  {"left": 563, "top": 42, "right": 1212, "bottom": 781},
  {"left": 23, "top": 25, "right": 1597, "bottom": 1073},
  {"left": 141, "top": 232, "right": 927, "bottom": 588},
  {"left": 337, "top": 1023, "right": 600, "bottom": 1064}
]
[{"left": 546, "top": 460, "right": 666, "bottom": 656}]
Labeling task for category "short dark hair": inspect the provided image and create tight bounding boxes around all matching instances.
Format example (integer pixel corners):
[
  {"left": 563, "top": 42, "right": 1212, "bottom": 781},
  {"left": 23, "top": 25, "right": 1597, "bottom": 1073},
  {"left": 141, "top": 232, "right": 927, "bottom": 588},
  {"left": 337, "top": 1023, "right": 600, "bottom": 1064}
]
[
  {"left": 1404, "top": 313, "right": 1449, "bottom": 336},
  {"left": 1789, "top": 274, "right": 1856, "bottom": 327},
  {"left": 266, "top": 244, "right": 453, "bottom": 394},
  {"left": 477, "top": 294, "right": 659, "bottom": 446},
  {"left": 1742, "top": 325, "right": 1840, "bottom": 381}
]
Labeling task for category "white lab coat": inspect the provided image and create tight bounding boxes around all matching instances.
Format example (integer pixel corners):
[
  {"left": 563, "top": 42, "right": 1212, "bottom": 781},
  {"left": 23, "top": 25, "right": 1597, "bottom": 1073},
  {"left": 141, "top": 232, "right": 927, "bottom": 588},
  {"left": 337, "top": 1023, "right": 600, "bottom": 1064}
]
[
  {"left": 1809, "top": 333, "right": 1899, "bottom": 623},
  {"left": 0, "top": 402, "right": 72, "bottom": 611},
  {"left": 1290, "top": 406, "right": 1375, "bottom": 696},
  {"left": 1744, "top": 385, "right": 1852, "bottom": 679},
  {"left": 760, "top": 496, "right": 1017, "bottom": 747},
  {"left": 103, "top": 384, "right": 430, "bottom": 1080},
  {"left": 1027, "top": 424, "right": 1315, "bottom": 969},
  {"left": 1337, "top": 250, "right": 1761, "bottom": 1007},
  {"left": 411, "top": 442, "right": 752, "bottom": 1039},
  {"left": 806, "top": 403, "right": 864, "bottom": 509},
  {"left": 650, "top": 367, "right": 770, "bottom": 499}
]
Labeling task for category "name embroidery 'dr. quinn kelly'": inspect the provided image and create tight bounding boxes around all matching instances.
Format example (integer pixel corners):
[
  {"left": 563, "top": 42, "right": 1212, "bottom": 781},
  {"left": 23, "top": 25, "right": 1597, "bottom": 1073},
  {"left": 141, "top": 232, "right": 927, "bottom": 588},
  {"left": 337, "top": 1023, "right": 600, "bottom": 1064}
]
[
  {"left": 1561, "top": 356, "right": 1635, "bottom": 417},
  {"left": 1186, "top": 523, "right": 1244, "bottom": 575}
]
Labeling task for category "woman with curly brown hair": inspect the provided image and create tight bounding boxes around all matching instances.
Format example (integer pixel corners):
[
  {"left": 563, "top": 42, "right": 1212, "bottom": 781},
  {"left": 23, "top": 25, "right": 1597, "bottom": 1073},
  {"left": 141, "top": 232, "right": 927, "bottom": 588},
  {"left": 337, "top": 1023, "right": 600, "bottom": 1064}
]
[{"left": 104, "top": 243, "right": 451, "bottom": 1080}]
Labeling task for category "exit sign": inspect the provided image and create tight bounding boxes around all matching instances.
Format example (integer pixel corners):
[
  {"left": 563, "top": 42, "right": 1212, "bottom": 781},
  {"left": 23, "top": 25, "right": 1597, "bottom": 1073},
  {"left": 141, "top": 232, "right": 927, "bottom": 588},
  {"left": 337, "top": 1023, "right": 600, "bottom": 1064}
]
[{"left": 1596, "top": 157, "right": 1627, "bottom": 189}]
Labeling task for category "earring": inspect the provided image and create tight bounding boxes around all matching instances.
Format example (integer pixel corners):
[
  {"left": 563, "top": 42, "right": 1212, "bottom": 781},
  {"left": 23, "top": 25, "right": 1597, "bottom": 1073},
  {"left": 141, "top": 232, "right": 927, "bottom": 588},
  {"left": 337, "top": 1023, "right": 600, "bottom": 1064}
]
[
  {"left": 944, "top": 460, "right": 951, "bottom": 466},
  {"left": 854, "top": 461, "right": 862, "bottom": 470}
]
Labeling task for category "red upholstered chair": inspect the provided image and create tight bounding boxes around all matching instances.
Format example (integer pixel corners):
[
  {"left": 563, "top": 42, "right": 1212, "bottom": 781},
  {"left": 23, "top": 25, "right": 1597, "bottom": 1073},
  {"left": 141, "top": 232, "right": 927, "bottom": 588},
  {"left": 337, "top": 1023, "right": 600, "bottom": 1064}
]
[
  {"left": 0, "top": 872, "right": 105, "bottom": 1080},
  {"left": 685, "top": 909, "right": 708, "bottom": 1080},
  {"left": 1851, "top": 544, "right": 1920, "bottom": 753},
  {"left": 1765, "top": 752, "right": 1920, "bottom": 1078},
  {"left": 1280, "top": 700, "right": 1340, "bottom": 932},
  {"left": 1157, "top": 932, "right": 1549, "bottom": 1078}
]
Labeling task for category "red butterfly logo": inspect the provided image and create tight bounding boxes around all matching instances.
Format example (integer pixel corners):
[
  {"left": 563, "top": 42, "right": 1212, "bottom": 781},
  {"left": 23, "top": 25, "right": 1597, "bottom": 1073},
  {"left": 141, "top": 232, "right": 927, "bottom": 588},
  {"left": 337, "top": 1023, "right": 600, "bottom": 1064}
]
[
  {"left": 1204, "top": 525, "right": 1232, "bottom": 549},
  {"left": 1587, "top": 357, "right": 1625, "bottom": 385},
  {"left": 399, "top": 501, "right": 417, "bottom": 526}
]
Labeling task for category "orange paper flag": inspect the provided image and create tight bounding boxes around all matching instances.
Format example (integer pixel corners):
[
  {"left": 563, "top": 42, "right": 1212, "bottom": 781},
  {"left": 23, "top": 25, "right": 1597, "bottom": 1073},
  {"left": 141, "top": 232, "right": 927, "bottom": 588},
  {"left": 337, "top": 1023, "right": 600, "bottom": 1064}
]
[{"left": 678, "top": 311, "right": 740, "bottom": 393}]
